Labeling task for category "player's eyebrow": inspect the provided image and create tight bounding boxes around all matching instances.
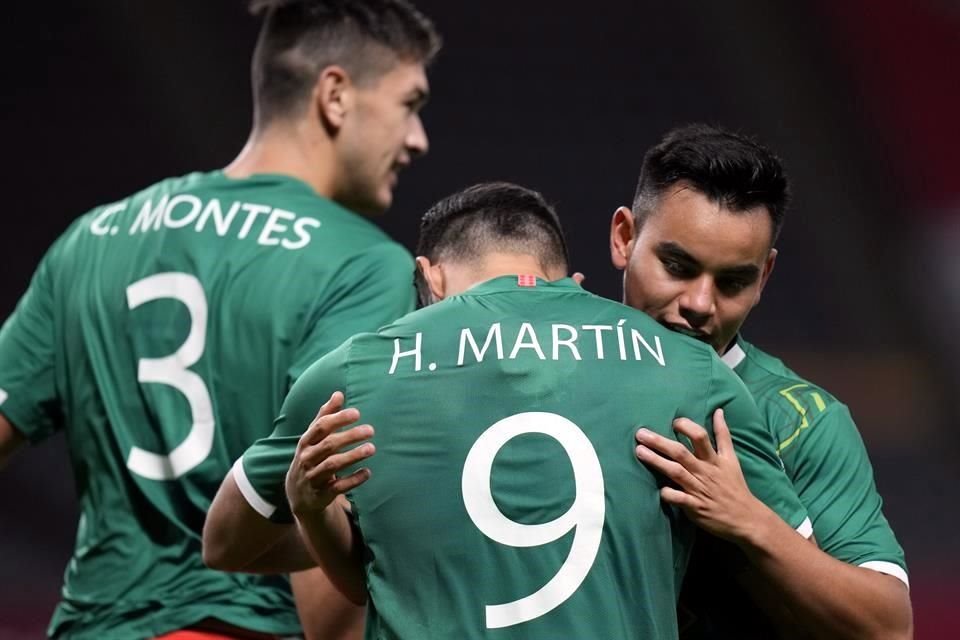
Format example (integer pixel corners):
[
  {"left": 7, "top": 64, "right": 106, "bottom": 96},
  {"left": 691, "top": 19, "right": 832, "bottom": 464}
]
[
  {"left": 655, "top": 242, "right": 701, "bottom": 266},
  {"left": 717, "top": 264, "right": 761, "bottom": 281}
]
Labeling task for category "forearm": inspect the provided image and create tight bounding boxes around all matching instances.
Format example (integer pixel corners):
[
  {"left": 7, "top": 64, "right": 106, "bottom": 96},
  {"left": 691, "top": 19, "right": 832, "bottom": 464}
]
[
  {"left": 228, "top": 525, "right": 317, "bottom": 573},
  {"left": 203, "top": 474, "right": 313, "bottom": 573},
  {"left": 294, "top": 498, "right": 367, "bottom": 605},
  {"left": 737, "top": 504, "right": 912, "bottom": 640}
]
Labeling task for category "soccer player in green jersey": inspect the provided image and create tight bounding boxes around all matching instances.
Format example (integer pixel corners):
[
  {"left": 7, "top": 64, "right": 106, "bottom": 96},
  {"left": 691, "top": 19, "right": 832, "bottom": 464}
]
[
  {"left": 0, "top": 1, "right": 440, "bottom": 638},
  {"left": 609, "top": 124, "right": 913, "bottom": 638},
  {"left": 211, "top": 181, "right": 812, "bottom": 639}
]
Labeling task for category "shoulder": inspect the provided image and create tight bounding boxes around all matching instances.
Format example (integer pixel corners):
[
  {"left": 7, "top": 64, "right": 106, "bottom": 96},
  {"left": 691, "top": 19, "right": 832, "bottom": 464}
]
[{"left": 735, "top": 338, "right": 847, "bottom": 447}]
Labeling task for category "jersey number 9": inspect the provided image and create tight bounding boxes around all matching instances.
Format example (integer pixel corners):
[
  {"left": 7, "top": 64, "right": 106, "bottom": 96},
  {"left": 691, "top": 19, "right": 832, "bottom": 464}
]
[{"left": 461, "top": 412, "right": 605, "bottom": 628}]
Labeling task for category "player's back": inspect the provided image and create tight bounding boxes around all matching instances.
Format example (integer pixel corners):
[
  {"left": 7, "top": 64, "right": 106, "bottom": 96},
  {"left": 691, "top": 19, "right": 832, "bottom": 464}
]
[
  {"left": 338, "top": 276, "right": 728, "bottom": 639},
  {"left": 1, "top": 171, "right": 413, "bottom": 638}
]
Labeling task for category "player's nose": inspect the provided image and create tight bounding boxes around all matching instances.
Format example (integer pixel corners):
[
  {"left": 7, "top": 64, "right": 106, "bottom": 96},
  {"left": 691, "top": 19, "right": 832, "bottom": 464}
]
[
  {"left": 406, "top": 114, "right": 429, "bottom": 158},
  {"left": 678, "top": 278, "right": 715, "bottom": 327}
]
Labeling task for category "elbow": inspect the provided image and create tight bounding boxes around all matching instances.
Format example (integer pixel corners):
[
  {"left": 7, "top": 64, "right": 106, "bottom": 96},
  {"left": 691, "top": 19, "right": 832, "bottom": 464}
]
[
  {"left": 873, "top": 628, "right": 911, "bottom": 640},
  {"left": 202, "top": 542, "right": 247, "bottom": 573},
  {"left": 201, "top": 524, "right": 245, "bottom": 572},
  {"left": 201, "top": 539, "right": 232, "bottom": 572},
  {"left": 866, "top": 606, "right": 913, "bottom": 640},
  {"left": 880, "top": 619, "right": 913, "bottom": 640}
]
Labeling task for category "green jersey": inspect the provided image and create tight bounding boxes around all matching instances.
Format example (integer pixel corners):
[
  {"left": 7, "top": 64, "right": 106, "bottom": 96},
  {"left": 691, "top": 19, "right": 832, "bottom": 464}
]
[
  {"left": 237, "top": 277, "right": 808, "bottom": 640},
  {"left": 0, "top": 171, "right": 415, "bottom": 639},
  {"left": 680, "top": 337, "right": 907, "bottom": 638}
]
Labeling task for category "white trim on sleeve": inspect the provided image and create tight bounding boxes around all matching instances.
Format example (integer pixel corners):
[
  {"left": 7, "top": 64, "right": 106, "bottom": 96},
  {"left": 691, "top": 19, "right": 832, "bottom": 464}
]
[
  {"left": 859, "top": 561, "right": 910, "bottom": 589},
  {"left": 0, "top": 388, "right": 8, "bottom": 406},
  {"left": 231, "top": 457, "right": 277, "bottom": 519},
  {"left": 796, "top": 517, "right": 814, "bottom": 539}
]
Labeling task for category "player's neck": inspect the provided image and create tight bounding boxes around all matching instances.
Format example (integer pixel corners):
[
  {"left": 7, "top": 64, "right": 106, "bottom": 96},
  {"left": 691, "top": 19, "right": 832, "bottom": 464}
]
[
  {"left": 473, "top": 253, "right": 562, "bottom": 283},
  {"left": 224, "top": 122, "right": 338, "bottom": 198}
]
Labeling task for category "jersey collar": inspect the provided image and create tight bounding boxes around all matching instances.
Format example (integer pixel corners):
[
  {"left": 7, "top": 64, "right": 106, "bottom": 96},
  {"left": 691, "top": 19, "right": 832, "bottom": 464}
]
[
  {"left": 720, "top": 338, "right": 747, "bottom": 369},
  {"left": 461, "top": 275, "right": 582, "bottom": 296}
]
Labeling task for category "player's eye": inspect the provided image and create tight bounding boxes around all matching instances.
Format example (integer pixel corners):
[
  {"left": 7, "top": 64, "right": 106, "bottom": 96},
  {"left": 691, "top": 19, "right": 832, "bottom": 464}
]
[
  {"left": 405, "top": 98, "right": 426, "bottom": 114},
  {"left": 661, "top": 258, "right": 694, "bottom": 278},
  {"left": 716, "top": 278, "right": 751, "bottom": 296}
]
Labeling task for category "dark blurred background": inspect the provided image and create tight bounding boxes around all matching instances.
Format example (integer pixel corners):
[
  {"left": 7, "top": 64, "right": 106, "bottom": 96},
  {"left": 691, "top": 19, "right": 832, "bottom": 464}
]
[{"left": 1, "top": 1, "right": 957, "bottom": 637}]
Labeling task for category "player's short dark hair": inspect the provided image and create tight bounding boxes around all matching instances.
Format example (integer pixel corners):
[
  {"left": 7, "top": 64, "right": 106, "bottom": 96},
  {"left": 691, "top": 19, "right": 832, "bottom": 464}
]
[
  {"left": 415, "top": 182, "right": 570, "bottom": 303},
  {"left": 249, "top": 0, "right": 441, "bottom": 124},
  {"left": 632, "top": 123, "right": 790, "bottom": 244}
]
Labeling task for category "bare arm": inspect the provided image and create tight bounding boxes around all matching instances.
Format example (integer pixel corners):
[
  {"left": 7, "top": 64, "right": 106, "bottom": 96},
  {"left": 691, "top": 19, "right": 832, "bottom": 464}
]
[
  {"left": 636, "top": 410, "right": 912, "bottom": 640},
  {"left": 291, "top": 566, "right": 365, "bottom": 640},
  {"left": 0, "top": 412, "right": 27, "bottom": 470},
  {"left": 202, "top": 471, "right": 316, "bottom": 573}
]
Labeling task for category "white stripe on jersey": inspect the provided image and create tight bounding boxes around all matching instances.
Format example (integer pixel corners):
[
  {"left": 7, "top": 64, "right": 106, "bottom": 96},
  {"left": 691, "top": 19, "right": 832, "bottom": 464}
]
[
  {"left": 859, "top": 560, "right": 910, "bottom": 589},
  {"left": 232, "top": 457, "right": 277, "bottom": 519}
]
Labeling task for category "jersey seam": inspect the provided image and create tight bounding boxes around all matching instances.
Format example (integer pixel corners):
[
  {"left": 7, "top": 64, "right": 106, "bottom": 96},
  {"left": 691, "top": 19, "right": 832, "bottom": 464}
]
[{"left": 456, "top": 286, "right": 591, "bottom": 302}]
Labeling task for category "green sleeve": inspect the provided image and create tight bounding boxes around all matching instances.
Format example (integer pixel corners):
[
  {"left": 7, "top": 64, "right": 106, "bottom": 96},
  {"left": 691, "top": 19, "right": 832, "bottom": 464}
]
[
  {"left": 785, "top": 403, "right": 907, "bottom": 580},
  {"left": 0, "top": 238, "right": 64, "bottom": 443},
  {"left": 708, "top": 357, "right": 810, "bottom": 532},
  {"left": 236, "top": 340, "right": 352, "bottom": 523},
  {"left": 287, "top": 242, "right": 414, "bottom": 384}
]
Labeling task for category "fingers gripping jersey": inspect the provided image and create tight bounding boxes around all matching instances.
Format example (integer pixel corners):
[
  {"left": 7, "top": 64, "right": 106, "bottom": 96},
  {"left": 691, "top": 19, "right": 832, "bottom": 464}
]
[
  {"left": 0, "top": 171, "right": 415, "bottom": 639},
  {"left": 239, "top": 277, "right": 806, "bottom": 640}
]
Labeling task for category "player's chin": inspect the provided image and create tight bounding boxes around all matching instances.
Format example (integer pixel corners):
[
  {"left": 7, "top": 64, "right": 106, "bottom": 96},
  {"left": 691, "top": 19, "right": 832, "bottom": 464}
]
[{"left": 356, "top": 189, "right": 393, "bottom": 216}]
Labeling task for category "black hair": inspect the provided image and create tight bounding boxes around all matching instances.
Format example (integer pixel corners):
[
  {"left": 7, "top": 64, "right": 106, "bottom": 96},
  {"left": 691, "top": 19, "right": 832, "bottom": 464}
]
[
  {"left": 415, "top": 182, "right": 569, "bottom": 304},
  {"left": 249, "top": 0, "right": 441, "bottom": 124},
  {"left": 633, "top": 123, "right": 790, "bottom": 243}
]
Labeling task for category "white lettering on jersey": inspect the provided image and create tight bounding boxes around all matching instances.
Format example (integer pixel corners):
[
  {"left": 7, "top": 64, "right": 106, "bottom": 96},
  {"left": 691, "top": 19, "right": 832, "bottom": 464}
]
[
  {"left": 462, "top": 412, "right": 605, "bottom": 627},
  {"left": 283, "top": 217, "right": 321, "bottom": 250},
  {"left": 164, "top": 194, "right": 203, "bottom": 229},
  {"left": 389, "top": 333, "right": 423, "bottom": 374},
  {"left": 90, "top": 202, "right": 128, "bottom": 236},
  {"left": 130, "top": 195, "right": 169, "bottom": 234},
  {"left": 631, "top": 330, "right": 665, "bottom": 366},
  {"left": 196, "top": 198, "right": 242, "bottom": 236},
  {"left": 509, "top": 323, "right": 546, "bottom": 360},
  {"left": 455, "top": 322, "right": 667, "bottom": 367},
  {"left": 89, "top": 194, "right": 322, "bottom": 250},
  {"left": 458, "top": 324, "right": 504, "bottom": 365},
  {"left": 257, "top": 208, "right": 297, "bottom": 246},
  {"left": 551, "top": 324, "right": 582, "bottom": 360}
]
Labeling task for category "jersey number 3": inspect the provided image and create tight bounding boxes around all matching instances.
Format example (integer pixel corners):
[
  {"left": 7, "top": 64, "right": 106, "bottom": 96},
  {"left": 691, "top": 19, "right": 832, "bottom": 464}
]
[
  {"left": 125, "top": 273, "right": 214, "bottom": 480},
  {"left": 462, "top": 412, "right": 606, "bottom": 629}
]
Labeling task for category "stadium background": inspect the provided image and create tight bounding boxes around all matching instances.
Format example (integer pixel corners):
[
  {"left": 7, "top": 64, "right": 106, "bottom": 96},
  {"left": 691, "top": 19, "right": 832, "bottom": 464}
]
[{"left": 1, "top": 1, "right": 957, "bottom": 637}]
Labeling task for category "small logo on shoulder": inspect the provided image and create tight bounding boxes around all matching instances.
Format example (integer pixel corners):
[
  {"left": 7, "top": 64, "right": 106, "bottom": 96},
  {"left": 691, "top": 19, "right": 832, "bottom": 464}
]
[{"left": 517, "top": 275, "right": 537, "bottom": 287}]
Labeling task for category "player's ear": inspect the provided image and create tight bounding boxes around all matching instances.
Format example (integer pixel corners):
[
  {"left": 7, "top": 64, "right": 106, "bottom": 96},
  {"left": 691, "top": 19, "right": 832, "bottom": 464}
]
[
  {"left": 313, "top": 65, "right": 353, "bottom": 132},
  {"left": 415, "top": 256, "right": 445, "bottom": 303},
  {"left": 753, "top": 248, "right": 777, "bottom": 306},
  {"left": 610, "top": 206, "right": 636, "bottom": 270}
]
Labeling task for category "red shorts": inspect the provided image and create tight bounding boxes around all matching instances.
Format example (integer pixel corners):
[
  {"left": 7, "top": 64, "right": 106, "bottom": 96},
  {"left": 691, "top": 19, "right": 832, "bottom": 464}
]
[
  {"left": 154, "top": 632, "right": 241, "bottom": 640},
  {"left": 154, "top": 627, "right": 297, "bottom": 640}
]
